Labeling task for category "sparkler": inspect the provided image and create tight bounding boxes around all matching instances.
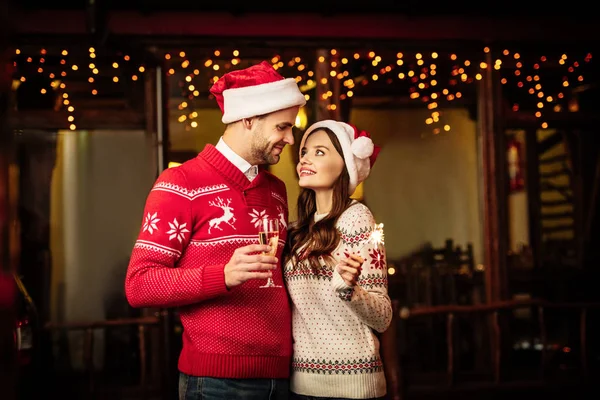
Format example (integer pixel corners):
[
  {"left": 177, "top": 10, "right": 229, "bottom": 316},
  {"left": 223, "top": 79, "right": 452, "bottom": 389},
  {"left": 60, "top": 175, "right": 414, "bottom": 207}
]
[{"left": 356, "top": 223, "right": 385, "bottom": 255}]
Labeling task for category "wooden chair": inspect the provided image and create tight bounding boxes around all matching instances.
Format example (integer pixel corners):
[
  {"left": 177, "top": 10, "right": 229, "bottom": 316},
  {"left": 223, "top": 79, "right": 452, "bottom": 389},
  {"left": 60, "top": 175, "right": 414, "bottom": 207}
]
[
  {"left": 402, "top": 239, "right": 479, "bottom": 307},
  {"left": 388, "top": 240, "right": 482, "bottom": 374}
]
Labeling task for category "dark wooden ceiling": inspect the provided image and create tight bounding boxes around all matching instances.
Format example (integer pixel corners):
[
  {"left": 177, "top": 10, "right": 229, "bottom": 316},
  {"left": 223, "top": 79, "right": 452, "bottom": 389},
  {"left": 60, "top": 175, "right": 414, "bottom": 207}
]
[{"left": 10, "top": 0, "right": 591, "bottom": 18}]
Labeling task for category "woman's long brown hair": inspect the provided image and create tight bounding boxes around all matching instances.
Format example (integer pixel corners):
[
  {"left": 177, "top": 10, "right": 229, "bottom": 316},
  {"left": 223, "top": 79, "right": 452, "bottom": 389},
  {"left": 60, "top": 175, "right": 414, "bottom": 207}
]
[{"left": 284, "top": 127, "right": 352, "bottom": 269}]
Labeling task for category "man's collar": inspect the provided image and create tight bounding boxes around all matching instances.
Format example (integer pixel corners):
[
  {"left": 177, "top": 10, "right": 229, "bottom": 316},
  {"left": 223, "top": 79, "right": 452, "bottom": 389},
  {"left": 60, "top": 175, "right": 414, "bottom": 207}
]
[{"left": 215, "top": 137, "right": 254, "bottom": 174}]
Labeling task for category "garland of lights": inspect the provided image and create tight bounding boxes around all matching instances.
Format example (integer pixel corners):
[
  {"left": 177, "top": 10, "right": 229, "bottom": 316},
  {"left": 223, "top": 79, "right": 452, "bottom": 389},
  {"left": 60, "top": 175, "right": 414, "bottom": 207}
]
[
  {"left": 12, "top": 46, "right": 144, "bottom": 131},
  {"left": 11, "top": 46, "right": 593, "bottom": 134}
]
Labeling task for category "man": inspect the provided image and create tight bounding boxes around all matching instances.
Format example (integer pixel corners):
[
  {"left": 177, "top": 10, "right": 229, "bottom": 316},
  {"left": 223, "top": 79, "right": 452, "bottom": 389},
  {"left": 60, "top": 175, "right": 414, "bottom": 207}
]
[{"left": 125, "top": 61, "right": 306, "bottom": 400}]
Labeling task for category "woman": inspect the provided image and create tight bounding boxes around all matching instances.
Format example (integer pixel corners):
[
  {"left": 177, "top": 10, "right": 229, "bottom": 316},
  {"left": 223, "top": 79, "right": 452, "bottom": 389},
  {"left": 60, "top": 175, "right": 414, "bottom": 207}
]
[{"left": 284, "top": 120, "right": 393, "bottom": 400}]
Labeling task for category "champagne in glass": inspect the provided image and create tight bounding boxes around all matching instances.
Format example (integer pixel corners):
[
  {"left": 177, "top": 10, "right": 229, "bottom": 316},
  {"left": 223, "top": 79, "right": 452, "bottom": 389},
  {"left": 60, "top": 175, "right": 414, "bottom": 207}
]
[{"left": 258, "top": 217, "right": 281, "bottom": 288}]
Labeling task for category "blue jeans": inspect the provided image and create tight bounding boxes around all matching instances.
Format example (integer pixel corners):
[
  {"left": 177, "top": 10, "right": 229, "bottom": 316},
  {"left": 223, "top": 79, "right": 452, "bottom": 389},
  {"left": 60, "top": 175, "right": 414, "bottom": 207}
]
[{"left": 179, "top": 373, "right": 290, "bottom": 400}]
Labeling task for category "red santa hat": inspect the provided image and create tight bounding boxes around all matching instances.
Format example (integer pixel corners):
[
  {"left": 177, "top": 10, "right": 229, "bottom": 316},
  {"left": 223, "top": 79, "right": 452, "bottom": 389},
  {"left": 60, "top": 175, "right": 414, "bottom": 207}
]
[
  {"left": 210, "top": 61, "right": 307, "bottom": 124},
  {"left": 301, "top": 120, "right": 381, "bottom": 194}
]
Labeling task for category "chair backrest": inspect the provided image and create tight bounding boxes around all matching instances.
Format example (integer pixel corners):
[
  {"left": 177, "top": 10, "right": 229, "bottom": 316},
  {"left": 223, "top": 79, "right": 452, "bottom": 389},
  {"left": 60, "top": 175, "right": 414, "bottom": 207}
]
[{"left": 388, "top": 239, "right": 479, "bottom": 307}]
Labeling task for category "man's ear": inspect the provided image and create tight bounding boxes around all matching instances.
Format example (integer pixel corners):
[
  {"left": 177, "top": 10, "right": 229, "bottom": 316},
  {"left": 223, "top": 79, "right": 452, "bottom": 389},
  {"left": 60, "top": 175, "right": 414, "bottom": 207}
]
[{"left": 242, "top": 118, "right": 253, "bottom": 130}]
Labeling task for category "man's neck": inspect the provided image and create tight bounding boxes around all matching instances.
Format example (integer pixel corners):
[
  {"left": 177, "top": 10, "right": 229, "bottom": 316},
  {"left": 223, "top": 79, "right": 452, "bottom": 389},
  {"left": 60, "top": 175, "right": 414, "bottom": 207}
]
[{"left": 222, "top": 130, "right": 253, "bottom": 164}]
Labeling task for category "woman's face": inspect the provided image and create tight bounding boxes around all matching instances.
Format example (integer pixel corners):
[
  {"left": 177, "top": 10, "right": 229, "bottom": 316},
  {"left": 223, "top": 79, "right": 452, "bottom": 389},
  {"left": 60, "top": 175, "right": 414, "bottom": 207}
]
[{"left": 297, "top": 129, "right": 345, "bottom": 191}]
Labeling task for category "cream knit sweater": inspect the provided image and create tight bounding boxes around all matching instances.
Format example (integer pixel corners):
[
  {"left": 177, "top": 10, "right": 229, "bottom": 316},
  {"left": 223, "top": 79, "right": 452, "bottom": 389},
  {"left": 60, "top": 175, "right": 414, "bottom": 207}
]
[{"left": 284, "top": 201, "right": 392, "bottom": 399}]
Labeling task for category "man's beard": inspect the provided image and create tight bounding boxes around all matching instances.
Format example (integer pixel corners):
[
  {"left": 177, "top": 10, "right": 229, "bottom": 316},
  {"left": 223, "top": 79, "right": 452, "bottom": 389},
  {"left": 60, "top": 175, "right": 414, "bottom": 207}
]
[{"left": 251, "top": 134, "right": 279, "bottom": 165}]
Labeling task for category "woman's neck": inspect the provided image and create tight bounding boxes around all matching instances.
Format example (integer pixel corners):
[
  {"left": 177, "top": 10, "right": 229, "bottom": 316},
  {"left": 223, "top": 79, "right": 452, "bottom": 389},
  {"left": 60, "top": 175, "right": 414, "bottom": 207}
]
[{"left": 314, "top": 189, "right": 333, "bottom": 215}]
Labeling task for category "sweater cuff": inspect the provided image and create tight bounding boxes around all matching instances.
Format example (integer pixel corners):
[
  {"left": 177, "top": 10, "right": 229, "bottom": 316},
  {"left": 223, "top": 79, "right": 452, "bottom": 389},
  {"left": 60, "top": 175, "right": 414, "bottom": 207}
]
[{"left": 201, "top": 265, "right": 229, "bottom": 299}]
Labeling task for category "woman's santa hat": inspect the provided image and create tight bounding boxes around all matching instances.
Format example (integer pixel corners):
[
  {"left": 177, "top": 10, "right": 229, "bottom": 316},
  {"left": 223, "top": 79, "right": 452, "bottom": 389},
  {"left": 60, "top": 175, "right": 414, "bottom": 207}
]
[
  {"left": 210, "top": 61, "right": 306, "bottom": 124},
  {"left": 301, "top": 120, "right": 381, "bottom": 194}
]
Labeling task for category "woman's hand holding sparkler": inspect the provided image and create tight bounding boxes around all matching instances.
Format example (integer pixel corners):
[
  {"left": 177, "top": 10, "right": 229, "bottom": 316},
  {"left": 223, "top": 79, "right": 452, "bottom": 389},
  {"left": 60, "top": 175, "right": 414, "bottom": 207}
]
[
  {"left": 335, "top": 223, "right": 385, "bottom": 287},
  {"left": 335, "top": 254, "right": 364, "bottom": 287}
]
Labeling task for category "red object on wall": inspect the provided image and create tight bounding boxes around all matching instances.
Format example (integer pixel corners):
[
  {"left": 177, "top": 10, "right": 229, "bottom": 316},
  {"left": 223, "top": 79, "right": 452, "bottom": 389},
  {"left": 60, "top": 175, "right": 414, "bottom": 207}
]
[
  {"left": 507, "top": 137, "right": 525, "bottom": 192},
  {"left": 0, "top": 54, "right": 13, "bottom": 92},
  {"left": 0, "top": 274, "right": 14, "bottom": 308}
]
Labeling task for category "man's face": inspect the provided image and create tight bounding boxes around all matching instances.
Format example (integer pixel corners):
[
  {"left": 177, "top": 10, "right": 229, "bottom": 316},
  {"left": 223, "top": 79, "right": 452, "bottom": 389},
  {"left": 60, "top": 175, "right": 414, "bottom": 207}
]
[{"left": 249, "top": 106, "right": 300, "bottom": 165}]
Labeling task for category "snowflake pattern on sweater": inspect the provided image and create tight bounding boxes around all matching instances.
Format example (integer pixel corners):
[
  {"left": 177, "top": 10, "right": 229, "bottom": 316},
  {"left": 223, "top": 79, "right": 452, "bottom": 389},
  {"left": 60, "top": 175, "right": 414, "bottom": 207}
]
[{"left": 284, "top": 201, "right": 393, "bottom": 399}]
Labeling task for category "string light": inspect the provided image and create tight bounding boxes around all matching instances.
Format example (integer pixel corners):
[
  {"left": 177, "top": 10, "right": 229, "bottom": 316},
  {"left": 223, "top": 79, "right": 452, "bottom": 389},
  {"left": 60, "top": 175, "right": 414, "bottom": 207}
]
[
  {"left": 11, "top": 46, "right": 593, "bottom": 133},
  {"left": 161, "top": 47, "right": 592, "bottom": 132},
  {"left": 11, "top": 46, "right": 145, "bottom": 130}
]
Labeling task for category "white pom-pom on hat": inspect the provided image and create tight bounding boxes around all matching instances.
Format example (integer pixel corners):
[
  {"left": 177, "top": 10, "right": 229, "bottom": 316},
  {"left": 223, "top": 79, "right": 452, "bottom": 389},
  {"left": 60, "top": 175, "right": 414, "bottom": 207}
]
[{"left": 351, "top": 136, "right": 374, "bottom": 159}]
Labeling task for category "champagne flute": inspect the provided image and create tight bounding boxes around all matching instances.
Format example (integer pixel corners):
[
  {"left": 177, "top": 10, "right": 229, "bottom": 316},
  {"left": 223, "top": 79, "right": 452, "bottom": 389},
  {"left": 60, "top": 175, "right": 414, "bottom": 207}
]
[{"left": 258, "top": 217, "right": 281, "bottom": 288}]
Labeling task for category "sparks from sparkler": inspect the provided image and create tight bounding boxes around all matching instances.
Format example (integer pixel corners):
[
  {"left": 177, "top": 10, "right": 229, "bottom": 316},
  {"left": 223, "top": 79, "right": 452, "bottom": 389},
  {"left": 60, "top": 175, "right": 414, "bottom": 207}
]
[{"left": 356, "top": 223, "right": 385, "bottom": 261}]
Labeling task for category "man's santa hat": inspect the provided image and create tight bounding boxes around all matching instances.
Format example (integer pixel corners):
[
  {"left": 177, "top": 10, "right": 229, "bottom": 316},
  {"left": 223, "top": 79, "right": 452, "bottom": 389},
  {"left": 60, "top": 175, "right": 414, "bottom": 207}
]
[
  {"left": 210, "top": 61, "right": 306, "bottom": 124},
  {"left": 301, "top": 120, "right": 381, "bottom": 194}
]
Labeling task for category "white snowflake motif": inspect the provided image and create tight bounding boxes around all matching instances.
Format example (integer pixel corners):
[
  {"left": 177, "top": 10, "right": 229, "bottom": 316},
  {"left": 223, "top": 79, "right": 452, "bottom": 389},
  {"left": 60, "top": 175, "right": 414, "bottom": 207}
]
[
  {"left": 143, "top": 212, "right": 160, "bottom": 234},
  {"left": 249, "top": 209, "right": 268, "bottom": 228},
  {"left": 167, "top": 218, "right": 190, "bottom": 243}
]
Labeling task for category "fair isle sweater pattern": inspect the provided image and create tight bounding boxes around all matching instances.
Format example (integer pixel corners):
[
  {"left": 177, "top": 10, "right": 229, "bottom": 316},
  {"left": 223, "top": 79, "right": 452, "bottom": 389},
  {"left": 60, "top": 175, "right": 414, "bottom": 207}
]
[{"left": 284, "top": 201, "right": 393, "bottom": 399}]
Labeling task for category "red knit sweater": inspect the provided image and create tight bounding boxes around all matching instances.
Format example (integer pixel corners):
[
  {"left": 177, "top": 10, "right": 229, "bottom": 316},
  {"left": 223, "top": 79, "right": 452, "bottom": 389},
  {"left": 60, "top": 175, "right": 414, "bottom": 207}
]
[{"left": 125, "top": 144, "right": 292, "bottom": 378}]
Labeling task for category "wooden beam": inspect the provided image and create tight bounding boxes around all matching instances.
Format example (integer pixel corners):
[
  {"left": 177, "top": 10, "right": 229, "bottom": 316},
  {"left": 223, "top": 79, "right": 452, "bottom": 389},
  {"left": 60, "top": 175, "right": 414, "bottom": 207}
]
[
  {"left": 13, "top": 11, "right": 88, "bottom": 35},
  {"left": 479, "top": 53, "right": 509, "bottom": 303},
  {"left": 505, "top": 111, "right": 600, "bottom": 129},
  {"left": 100, "top": 13, "right": 600, "bottom": 42},
  {"left": 9, "top": 109, "right": 145, "bottom": 130},
  {"left": 0, "top": 4, "right": 18, "bottom": 396},
  {"left": 351, "top": 96, "right": 473, "bottom": 109},
  {"left": 13, "top": 11, "right": 600, "bottom": 43},
  {"left": 0, "top": 8, "right": 11, "bottom": 278}
]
